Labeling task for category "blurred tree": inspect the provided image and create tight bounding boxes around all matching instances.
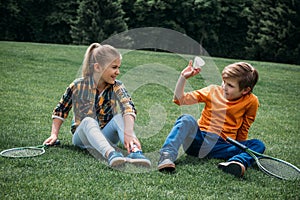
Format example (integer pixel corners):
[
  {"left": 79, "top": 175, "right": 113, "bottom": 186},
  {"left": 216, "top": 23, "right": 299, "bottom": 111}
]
[
  {"left": 0, "top": 0, "right": 20, "bottom": 41},
  {"left": 183, "top": 0, "right": 221, "bottom": 51},
  {"left": 44, "top": 1, "right": 78, "bottom": 44},
  {"left": 246, "top": 0, "right": 300, "bottom": 64},
  {"left": 71, "top": 0, "right": 127, "bottom": 45},
  {"left": 211, "top": 0, "right": 252, "bottom": 58}
]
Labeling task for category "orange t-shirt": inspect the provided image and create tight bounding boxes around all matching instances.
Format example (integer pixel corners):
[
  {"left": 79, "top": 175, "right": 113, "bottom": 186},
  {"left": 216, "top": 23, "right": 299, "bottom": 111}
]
[{"left": 173, "top": 85, "right": 259, "bottom": 141}]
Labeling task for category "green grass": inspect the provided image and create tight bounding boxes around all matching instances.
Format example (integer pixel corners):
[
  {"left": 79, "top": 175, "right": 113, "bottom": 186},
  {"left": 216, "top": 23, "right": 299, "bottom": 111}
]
[{"left": 0, "top": 41, "right": 299, "bottom": 199}]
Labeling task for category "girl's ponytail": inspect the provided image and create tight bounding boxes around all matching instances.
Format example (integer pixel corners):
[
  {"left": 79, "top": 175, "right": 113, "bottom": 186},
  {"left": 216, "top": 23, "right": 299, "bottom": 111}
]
[
  {"left": 82, "top": 43, "right": 101, "bottom": 77},
  {"left": 81, "top": 43, "right": 121, "bottom": 77}
]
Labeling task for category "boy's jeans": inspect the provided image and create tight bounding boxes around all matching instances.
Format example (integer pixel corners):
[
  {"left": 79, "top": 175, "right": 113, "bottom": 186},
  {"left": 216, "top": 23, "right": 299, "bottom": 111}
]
[{"left": 160, "top": 114, "right": 265, "bottom": 168}]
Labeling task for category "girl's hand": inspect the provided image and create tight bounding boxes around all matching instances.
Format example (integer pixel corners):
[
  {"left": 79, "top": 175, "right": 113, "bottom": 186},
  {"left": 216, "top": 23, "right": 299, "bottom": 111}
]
[
  {"left": 181, "top": 60, "right": 201, "bottom": 79},
  {"left": 43, "top": 135, "right": 58, "bottom": 146},
  {"left": 124, "top": 133, "right": 141, "bottom": 153}
]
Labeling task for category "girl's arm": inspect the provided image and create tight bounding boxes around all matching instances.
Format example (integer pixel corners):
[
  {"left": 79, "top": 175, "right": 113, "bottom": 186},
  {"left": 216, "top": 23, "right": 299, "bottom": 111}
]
[
  {"left": 44, "top": 83, "right": 74, "bottom": 145},
  {"left": 123, "top": 114, "right": 141, "bottom": 153},
  {"left": 44, "top": 118, "right": 63, "bottom": 145}
]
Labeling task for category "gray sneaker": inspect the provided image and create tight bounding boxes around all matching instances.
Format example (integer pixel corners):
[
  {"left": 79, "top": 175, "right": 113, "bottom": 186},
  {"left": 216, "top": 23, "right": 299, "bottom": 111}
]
[
  {"left": 158, "top": 152, "right": 176, "bottom": 172},
  {"left": 108, "top": 151, "right": 126, "bottom": 167}
]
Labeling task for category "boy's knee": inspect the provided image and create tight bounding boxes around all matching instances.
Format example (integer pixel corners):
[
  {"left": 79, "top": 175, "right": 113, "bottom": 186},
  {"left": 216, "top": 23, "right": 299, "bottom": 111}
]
[
  {"left": 178, "top": 114, "right": 196, "bottom": 124},
  {"left": 252, "top": 139, "right": 266, "bottom": 154}
]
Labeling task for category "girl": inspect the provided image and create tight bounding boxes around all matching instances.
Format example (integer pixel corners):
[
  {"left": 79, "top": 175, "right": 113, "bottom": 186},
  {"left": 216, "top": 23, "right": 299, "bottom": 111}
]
[{"left": 44, "top": 43, "right": 151, "bottom": 167}]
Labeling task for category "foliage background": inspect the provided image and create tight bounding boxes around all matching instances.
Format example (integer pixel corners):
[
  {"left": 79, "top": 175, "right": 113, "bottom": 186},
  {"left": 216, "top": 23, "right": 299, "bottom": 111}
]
[{"left": 0, "top": 0, "right": 299, "bottom": 64}]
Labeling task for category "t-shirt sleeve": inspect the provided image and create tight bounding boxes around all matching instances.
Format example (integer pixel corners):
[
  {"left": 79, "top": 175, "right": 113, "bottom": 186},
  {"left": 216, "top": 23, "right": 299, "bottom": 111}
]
[{"left": 236, "top": 95, "right": 259, "bottom": 141}]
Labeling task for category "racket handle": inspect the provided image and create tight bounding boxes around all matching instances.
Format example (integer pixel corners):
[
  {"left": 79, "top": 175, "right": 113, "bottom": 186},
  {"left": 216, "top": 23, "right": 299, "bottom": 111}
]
[
  {"left": 46, "top": 140, "right": 60, "bottom": 147},
  {"left": 54, "top": 139, "right": 60, "bottom": 146},
  {"left": 226, "top": 137, "right": 248, "bottom": 151}
]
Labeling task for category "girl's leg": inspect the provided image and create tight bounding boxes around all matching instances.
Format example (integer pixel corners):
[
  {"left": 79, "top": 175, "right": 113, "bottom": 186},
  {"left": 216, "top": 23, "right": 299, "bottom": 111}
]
[
  {"left": 102, "top": 114, "right": 151, "bottom": 166},
  {"left": 72, "top": 117, "right": 115, "bottom": 158},
  {"left": 101, "top": 114, "right": 126, "bottom": 146}
]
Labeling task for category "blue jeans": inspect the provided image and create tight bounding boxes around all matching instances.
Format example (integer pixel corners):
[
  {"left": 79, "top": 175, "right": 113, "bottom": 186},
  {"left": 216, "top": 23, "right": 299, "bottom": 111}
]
[
  {"left": 160, "top": 114, "right": 265, "bottom": 168},
  {"left": 72, "top": 114, "right": 128, "bottom": 157}
]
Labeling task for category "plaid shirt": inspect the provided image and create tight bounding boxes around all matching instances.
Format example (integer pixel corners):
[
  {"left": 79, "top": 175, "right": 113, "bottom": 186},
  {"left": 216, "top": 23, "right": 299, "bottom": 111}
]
[{"left": 52, "top": 76, "right": 136, "bottom": 133}]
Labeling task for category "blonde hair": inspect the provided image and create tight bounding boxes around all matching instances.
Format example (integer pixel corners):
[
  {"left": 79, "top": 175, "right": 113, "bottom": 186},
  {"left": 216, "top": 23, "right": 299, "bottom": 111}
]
[
  {"left": 222, "top": 62, "right": 259, "bottom": 92},
  {"left": 82, "top": 43, "right": 121, "bottom": 77}
]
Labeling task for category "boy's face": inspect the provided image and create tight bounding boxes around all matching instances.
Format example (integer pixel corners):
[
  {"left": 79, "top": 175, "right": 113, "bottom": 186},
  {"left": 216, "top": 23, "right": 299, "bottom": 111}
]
[{"left": 222, "top": 78, "right": 249, "bottom": 101}]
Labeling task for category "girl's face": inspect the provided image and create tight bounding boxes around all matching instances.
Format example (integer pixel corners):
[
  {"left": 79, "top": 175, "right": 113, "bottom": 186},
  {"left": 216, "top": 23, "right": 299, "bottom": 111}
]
[
  {"left": 99, "top": 57, "right": 121, "bottom": 85},
  {"left": 222, "top": 78, "right": 249, "bottom": 101}
]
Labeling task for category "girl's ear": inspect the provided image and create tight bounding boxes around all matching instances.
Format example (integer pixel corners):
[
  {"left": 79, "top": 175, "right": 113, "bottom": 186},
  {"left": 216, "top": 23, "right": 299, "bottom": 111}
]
[
  {"left": 93, "top": 63, "right": 102, "bottom": 72},
  {"left": 242, "top": 87, "right": 251, "bottom": 95}
]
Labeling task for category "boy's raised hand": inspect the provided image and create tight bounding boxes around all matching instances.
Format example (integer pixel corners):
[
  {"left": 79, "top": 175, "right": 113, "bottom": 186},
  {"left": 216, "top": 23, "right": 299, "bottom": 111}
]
[{"left": 181, "top": 60, "right": 201, "bottom": 79}]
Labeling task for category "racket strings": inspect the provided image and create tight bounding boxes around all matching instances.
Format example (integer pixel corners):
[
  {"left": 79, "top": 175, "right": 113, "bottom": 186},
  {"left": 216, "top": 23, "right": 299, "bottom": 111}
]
[
  {"left": 1, "top": 147, "right": 44, "bottom": 158},
  {"left": 259, "top": 158, "right": 300, "bottom": 180}
]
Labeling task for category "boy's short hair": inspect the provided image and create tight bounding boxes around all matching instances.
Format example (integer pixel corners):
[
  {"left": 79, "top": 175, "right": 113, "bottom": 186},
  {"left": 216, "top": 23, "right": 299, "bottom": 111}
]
[{"left": 222, "top": 62, "right": 259, "bottom": 92}]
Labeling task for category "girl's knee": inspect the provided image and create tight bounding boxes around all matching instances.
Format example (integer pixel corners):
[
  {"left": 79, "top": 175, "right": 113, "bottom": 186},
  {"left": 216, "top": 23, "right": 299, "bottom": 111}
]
[
  {"left": 80, "top": 117, "right": 99, "bottom": 129},
  {"left": 81, "top": 117, "right": 96, "bottom": 123}
]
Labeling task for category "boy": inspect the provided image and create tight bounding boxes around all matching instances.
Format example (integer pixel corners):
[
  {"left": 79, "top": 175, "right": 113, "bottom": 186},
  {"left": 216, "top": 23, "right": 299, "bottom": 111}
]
[{"left": 158, "top": 61, "right": 265, "bottom": 177}]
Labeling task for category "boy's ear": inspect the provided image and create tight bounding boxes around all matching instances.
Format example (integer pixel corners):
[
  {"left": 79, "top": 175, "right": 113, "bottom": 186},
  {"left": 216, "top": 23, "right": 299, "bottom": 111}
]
[{"left": 242, "top": 87, "right": 251, "bottom": 95}]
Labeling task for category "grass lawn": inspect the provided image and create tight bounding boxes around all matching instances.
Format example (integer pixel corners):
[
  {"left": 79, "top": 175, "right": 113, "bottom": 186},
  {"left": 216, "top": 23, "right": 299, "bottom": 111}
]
[{"left": 0, "top": 41, "right": 299, "bottom": 199}]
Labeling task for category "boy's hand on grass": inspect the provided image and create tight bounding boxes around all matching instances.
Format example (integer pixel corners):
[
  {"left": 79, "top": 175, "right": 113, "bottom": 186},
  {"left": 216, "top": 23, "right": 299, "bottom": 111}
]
[{"left": 181, "top": 60, "right": 201, "bottom": 79}]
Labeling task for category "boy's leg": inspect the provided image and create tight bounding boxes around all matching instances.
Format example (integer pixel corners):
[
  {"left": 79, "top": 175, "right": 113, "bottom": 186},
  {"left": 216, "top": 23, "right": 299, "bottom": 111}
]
[
  {"left": 227, "top": 139, "right": 265, "bottom": 167},
  {"left": 208, "top": 138, "right": 265, "bottom": 168},
  {"left": 207, "top": 137, "right": 265, "bottom": 177},
  {"left": 183, "top": 133, "right": 265, "bottom": 177},
  {"left": 160, "top": 114, "right": 199, "bottom": 160},
  {"left": 158, "top": 114, "right": 199, "bottom": 171}
]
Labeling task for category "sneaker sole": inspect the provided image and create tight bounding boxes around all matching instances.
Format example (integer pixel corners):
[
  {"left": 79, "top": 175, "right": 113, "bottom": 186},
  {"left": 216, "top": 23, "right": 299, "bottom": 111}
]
[
  {"left": 158, "top": 163, "right": 176, "bottom": 173},
  {"left": 126, "top": 158, "right": 151, "bottom": 167},
  {"left": 218, "top": 163, "right": 243, "bottom": 177},
  {"left": 109, "top": 157, "right": 126, "bottom": 167}
]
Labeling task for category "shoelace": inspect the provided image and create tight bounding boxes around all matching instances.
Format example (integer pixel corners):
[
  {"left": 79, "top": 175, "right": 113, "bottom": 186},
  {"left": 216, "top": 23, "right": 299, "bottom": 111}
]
[{"left": 160, "top": 152, "right": 174, "bottom": 161}]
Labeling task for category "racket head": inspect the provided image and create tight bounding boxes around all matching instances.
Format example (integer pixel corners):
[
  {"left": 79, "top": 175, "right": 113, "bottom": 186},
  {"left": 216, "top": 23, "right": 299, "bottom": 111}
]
[
  {"left": 193, "top": 56, "right": 205, "bottom": 69},
  {"left": 256, "top": 156, "right": 300, "bottom": 181},
  {"left": 0, "top": 146, "right": 45, "bottom": 158}
]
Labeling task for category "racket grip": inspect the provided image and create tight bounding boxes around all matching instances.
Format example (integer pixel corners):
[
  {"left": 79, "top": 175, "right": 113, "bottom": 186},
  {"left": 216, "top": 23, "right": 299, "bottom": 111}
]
[
  {"left": 46, "top": 140, "right": 60, "bottom": 147},
  {"left": 54, "top": 139, "right": 60, "bottom": 146},
  {"left": 226, "top": 137, "right": 248, "bottom": 150}
]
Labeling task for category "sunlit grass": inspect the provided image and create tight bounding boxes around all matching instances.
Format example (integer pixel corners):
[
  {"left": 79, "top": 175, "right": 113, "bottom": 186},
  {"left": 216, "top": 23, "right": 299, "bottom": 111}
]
[{"left": 0, "top": 41, "right": 299, "bottom": 199}]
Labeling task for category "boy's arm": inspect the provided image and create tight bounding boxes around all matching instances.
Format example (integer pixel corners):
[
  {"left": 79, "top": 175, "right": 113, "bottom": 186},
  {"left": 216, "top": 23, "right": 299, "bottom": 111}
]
[
  {"left": 174, "top": 60, "right": 201, "bottom": 103},
  {"left": 173, "top": 75, "right": 187, "bottom": 102},
  {"left": 236, "top": 97, "right": 259, "bottom": 141}
]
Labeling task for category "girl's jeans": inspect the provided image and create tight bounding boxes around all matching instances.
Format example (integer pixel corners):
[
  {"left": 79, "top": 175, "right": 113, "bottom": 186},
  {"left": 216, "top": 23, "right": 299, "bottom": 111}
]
[
  {"left": 72, "top": 114, "right": 127, "bottom": 157},
  {"left": 160, "top": 114, "right": 265, "bottom": 168}
]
